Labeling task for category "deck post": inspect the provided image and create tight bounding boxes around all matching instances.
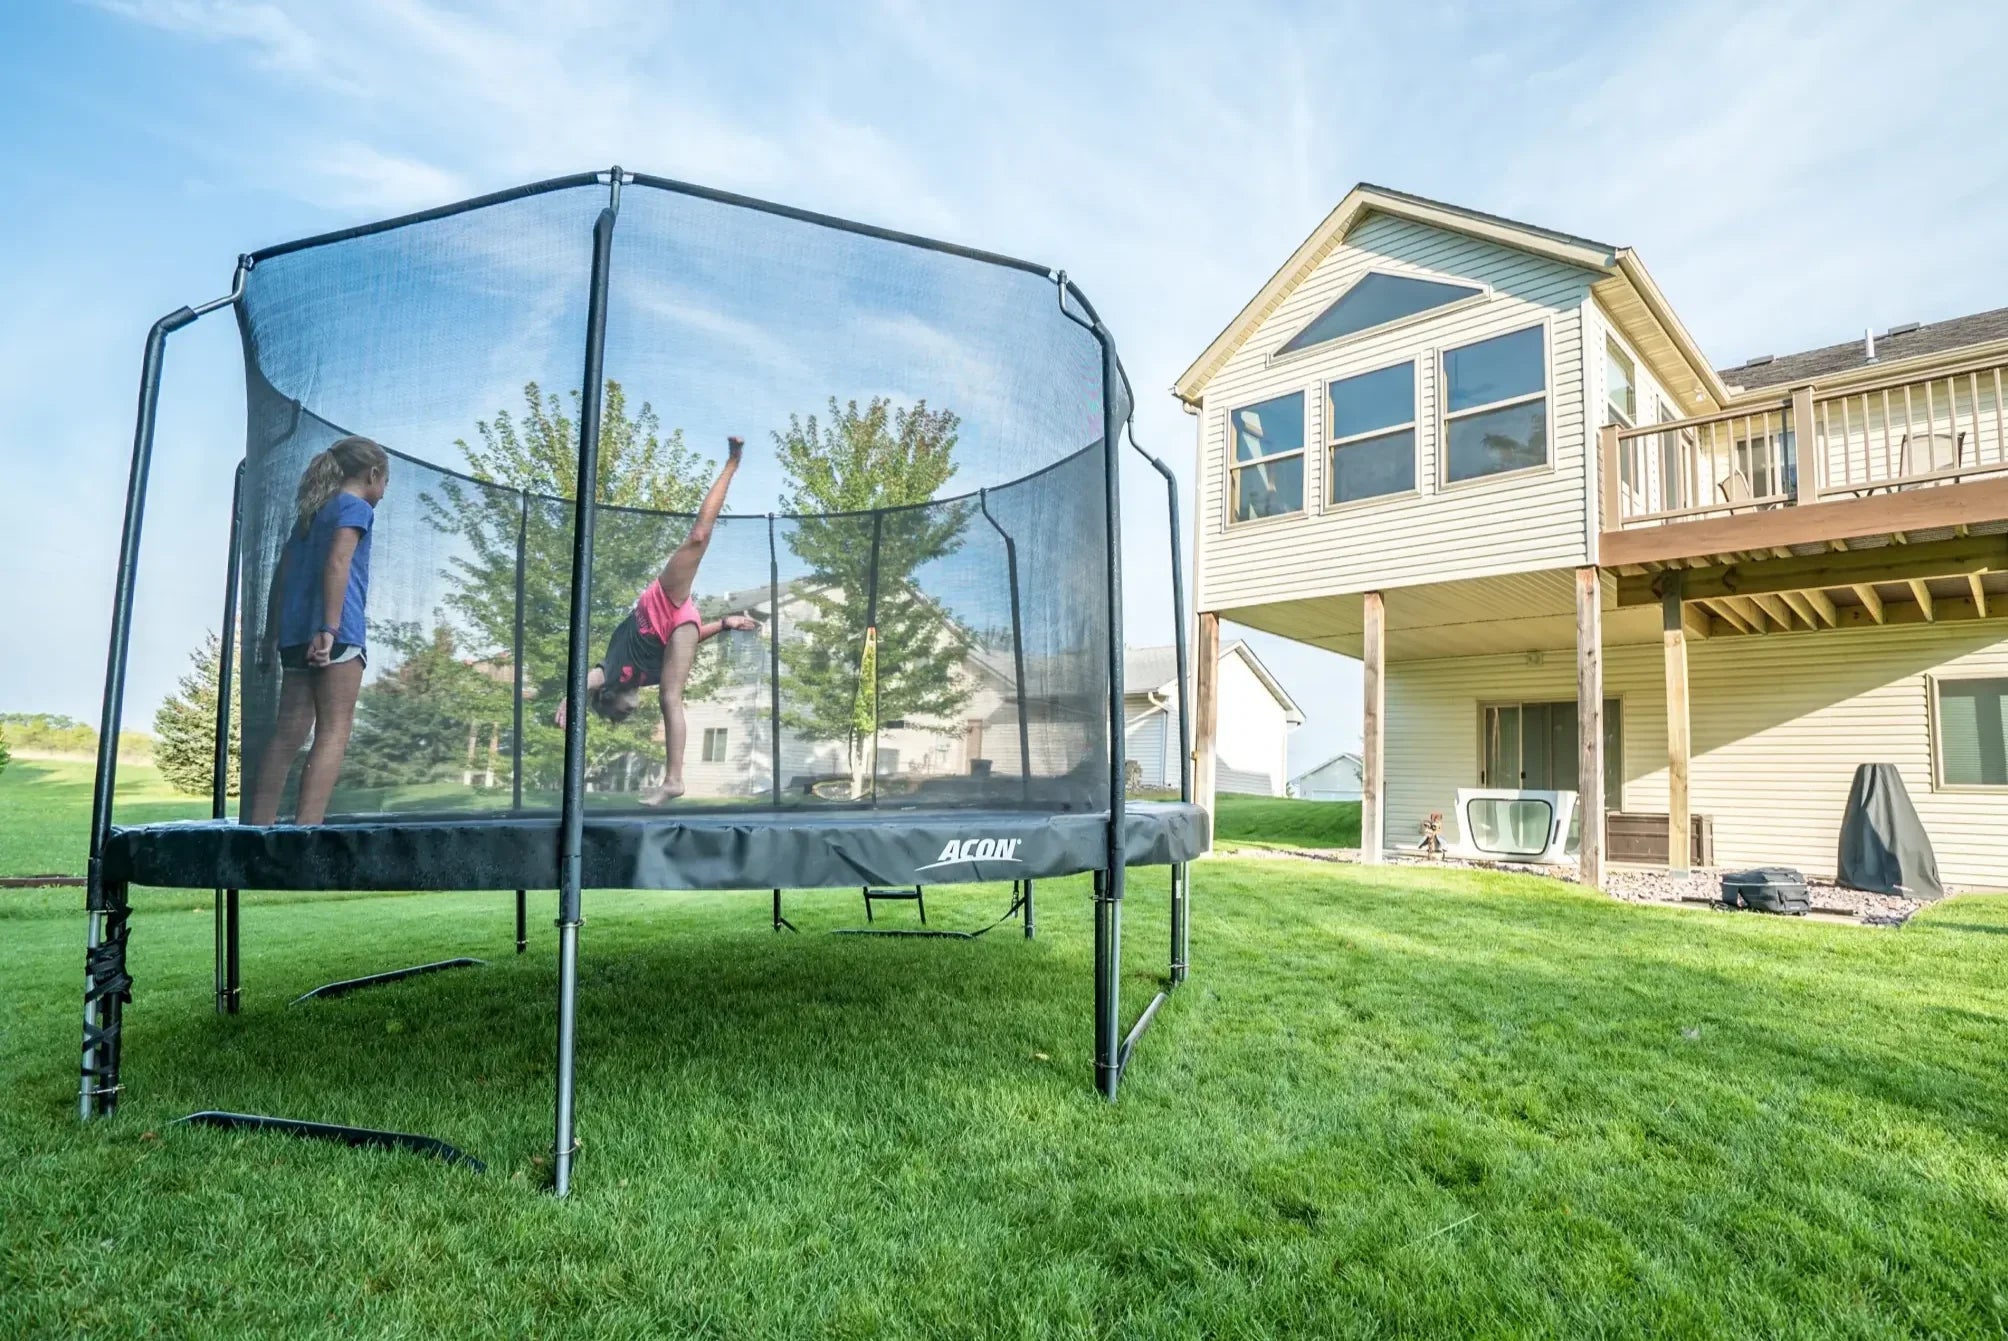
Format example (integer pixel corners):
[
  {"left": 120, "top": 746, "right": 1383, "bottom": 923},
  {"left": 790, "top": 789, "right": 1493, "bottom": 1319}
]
[
  {"left": 1193, "top": 612, "right": 1220, "bottom": 846},
  {"left": 1663, "top": 569, "right": 1691, "bottom": 874},
  {"left": 1575, "top": 567, "right": 1605, "bottom": 888},
  {"left": 1361, "top": 591, "right": 1386, "bottom": 864},
  {"left": 1790, "top": 386, "right": 1820, "bottom": 503},
  {"left": 552, "top": 171, "right": 622, "bottom": 1197},
  {"left": 1598, "top": 423, "right": 1622, "bottom": 530}
]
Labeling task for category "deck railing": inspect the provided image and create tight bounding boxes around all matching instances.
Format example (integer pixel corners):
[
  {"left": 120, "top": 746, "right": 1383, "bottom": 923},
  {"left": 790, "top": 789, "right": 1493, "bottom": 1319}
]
[{"left": 1602, "top": 355, "right": 2008, "bottom": 529}]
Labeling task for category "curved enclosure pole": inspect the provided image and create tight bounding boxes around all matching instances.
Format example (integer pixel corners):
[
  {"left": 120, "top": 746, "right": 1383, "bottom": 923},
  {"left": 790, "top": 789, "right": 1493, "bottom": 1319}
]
[
  {"left": 82, "top": 263, "right": 246, "bottom": 1120},
  {"left": 213, "top": 460, "right": 246, "bottom": 1014},
  {"left": 513, "top": 490, "right": 529, "bottom": 953},
  {"left": 1127, "top": 423, "right": 1193, "bottom": 985},
  {"left": 977, "top": 489, "right": 1032, "bottom": 804},
  {"left": 552, "top": 171, "right": 622, "bottom": 1197}
]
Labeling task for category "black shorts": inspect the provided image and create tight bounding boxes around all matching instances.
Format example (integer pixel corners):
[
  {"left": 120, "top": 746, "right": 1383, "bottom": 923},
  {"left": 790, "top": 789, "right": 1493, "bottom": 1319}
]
[
  {"left": 598, "top": 612, "right": 663, "bottom": 690},
  {"left": 278, "top": 642, "right": 366, "bottom": 671}
]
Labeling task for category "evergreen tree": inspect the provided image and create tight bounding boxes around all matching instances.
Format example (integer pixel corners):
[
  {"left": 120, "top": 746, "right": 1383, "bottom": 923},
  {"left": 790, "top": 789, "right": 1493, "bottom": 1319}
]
[
  {"left": 420, "top": 381, "right": 738, "bottom": 790},
  {"left": 152, "top": 631, "right": 239, "bottom": 796},
  {"left": 343, "top": 619, "right": 512, "bottom": 790},
  {"left": 774, "top": 397, "right": 973, "bottom": 796}
]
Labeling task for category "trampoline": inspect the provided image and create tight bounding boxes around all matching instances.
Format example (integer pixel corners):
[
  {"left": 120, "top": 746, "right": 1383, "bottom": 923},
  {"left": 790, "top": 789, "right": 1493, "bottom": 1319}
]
[{"left": 79, "top": 168, "right": 1203, "bottom": 1195}]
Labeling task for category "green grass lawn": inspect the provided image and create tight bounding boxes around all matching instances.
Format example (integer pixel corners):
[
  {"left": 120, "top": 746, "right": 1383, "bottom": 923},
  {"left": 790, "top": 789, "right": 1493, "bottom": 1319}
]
[
  {"left": 5, "top": 768, "right": 2008, "bottom": 1336},
  {"left": 1215, "top": 792, "right": 1362, "bottom": 849},
  {"left": 0, "top": 757, "right": 208, "bottom": 877}
]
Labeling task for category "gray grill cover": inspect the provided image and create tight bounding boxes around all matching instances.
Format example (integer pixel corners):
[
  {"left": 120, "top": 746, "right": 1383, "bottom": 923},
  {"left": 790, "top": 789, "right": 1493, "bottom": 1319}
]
[{"left": 1836, "top": 763, "right": 1943, "bottom": 901}]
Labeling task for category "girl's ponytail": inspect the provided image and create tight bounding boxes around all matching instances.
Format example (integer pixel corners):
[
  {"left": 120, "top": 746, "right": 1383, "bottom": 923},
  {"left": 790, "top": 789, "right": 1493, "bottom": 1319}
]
[{"left": 293, "top": 435, "right": 389, "bottom": 534}]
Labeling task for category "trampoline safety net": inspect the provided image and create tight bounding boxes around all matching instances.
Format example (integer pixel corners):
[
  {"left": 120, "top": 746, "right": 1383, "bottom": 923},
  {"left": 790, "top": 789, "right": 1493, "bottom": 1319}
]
[{"left": 231, "top": 174, "right": 1133, "bottom": 821}]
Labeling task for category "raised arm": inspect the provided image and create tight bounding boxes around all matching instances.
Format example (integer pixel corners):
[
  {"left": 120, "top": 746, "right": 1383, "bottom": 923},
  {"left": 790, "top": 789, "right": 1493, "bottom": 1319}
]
[{"left": 696, "top": 613, "right": 759, "bottom": 644}]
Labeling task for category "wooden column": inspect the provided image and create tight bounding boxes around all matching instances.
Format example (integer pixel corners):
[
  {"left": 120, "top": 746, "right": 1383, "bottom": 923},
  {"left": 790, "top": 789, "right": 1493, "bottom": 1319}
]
[
  {"left": 1790, "top": 385, "right": 1820, "bottom": 503},
  {"left": 1361, "top": 590, "right": 1385, "bottom": 864},
  {"left": 1575, "top": 567, "right": 1604, "bottom": 888},
  {"left": 1193, "top": 612, "right": 1221, "bottom": 847},
  {"left": 1662, "top": 569, "right": 1690, "bottom": 873}
]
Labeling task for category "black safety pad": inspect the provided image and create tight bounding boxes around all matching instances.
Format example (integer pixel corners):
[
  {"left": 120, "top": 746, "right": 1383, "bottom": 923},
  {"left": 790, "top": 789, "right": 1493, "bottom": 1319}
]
[{"left": 105, "top": 803, "right": 1207, "bottom": 892}]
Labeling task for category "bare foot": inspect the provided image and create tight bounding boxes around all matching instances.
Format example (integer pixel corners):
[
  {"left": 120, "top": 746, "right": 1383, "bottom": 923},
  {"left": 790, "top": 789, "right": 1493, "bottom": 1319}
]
[
  {"left": 639, "top": 784, "right": 686, "bottom": 807},
  {"left": 726, "top": 435, "right": 744, "bottom": 464}
]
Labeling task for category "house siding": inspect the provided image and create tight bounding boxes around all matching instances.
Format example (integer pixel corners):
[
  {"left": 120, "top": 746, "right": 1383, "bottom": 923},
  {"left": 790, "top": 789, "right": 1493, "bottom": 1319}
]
[
  {"left": 1385, "top": 621, "right": 2008, "bottom": 888},
  {"left": 1197, "top": 212, "right": 1597, "bottom": 613}
]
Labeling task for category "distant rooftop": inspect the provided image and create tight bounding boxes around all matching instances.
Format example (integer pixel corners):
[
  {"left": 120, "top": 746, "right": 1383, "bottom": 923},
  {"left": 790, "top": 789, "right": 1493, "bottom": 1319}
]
[{"left": 1719, "top": 306, "right": 2008, "bottom": 391}]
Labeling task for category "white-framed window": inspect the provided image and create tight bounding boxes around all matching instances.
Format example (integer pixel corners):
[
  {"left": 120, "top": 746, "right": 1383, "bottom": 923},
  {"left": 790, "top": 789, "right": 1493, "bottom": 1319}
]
[
  {"left": 701, "top": 727, "right": 729, "bottom": 763},
  {"left": 1227, "top": 391, "right": 1306, "bottom": 522},
  {"left": 1606, "top": 336, "right": 1636, "bottom": 427},
  {"left": 1441, "top": 325, "right": 1549, "bottom": 484},
  {"left": 1275, "top": 269, "right": 1485, "bottom": 358},
  {"left": 1326, "top": 360, "right": 1416, "bottom": 505},
  {"left": 1933, "top": 676, "right": 2008, "bottom": 788}
]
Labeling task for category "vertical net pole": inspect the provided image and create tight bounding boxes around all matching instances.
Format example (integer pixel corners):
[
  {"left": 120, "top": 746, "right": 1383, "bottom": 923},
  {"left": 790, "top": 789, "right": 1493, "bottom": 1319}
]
[
  {"left": 513, "top": 489, "right": 529, "bottom": 954},
  {"left": 553, "top": 174, "right": 621, "bottom": 1197},
  {"left": 1132, "top": 429, "right": 1192, "bottom": 985},
  {"left": 1090, "top": 319, "right": 1127, "bottom": 1101},
  {"left": 978, "top": 489, "right": 1032, "bottom": 805},
  {"left": 82, "top": 305, "right": 197, "bottom": 1120},
  {"left": 213, "top": 460, "right": 246, "bottom": 1014},
  {"left": 768, "top": 514, "right": 782, "bottom": 809},
  {"left": 864, "top": 510, "right": 883, "bottom": 808}
]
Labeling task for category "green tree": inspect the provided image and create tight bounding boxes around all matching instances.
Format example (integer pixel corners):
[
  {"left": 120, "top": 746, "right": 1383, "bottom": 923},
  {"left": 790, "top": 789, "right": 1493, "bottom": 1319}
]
[
  {"left": 343, "top": 619, "right": 512, "bottom": 791},
  {"left": 420, "top": 381, "right": 734, "bottom": 790},
  {"left": 0, "top": 720, "right": 11, "bottom": 778},
  {"left": 775, "top": 397, "right": 973, "bottom": 797},
  {"left": 151, "top": 631, "right": 239, "bottom": 797}
]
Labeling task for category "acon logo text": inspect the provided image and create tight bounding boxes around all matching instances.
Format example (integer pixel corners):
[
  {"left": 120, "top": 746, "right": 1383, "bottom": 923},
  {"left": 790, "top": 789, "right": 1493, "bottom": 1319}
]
[{"left": 916, "top": 837, "right": 1024, "bottom": 870}]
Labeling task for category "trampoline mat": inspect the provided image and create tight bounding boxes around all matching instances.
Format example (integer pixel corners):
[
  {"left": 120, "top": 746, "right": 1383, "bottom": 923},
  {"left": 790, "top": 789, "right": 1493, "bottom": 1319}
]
[{"left": 104, "top": 802, "right": 1207, "bottom": 893}]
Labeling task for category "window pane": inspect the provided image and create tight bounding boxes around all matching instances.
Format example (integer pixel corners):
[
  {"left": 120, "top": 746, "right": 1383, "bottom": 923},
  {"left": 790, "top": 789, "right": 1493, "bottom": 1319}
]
[
  {"left": 1232, "top": 454, "right": 1304, "bottom": 520},
  {"left": 1467, "top": 797, "right": 1553, "bottom": 856},
  {"left": 1606, "top": 337, "right": 1636, "bottom": 424},
  {"left": 1329, "top": 430, "right": 1413, "bottom": 503},
  {"left": 1446, "top": 400, "right": 1548, "bottom": 481},
  {"left": 1231, "top": 392, "right": 1304, "bottom": 462},
  {"left": 1939, "top": 678, "right": 2008, "bottom": 785},
  {"left": 1444, "top": 327, "right": 1545, "bottom": 413},
  {"left": 1277, "top": 272, "right": 1482, "bottom": 355},
  {"left": 1329, "top": 363, "right": 1414, "bottom": 439}
]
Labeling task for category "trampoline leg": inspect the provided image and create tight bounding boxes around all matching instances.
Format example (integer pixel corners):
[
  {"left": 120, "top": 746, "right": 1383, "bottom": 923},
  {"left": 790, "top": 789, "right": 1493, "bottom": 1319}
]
[
  {"left": 552, "top": 914, "right": 582, "bottom": 1197},
  {"left": 1023, "top": 878, "right": 1036, "bottom": 940},
  {"left": 1093, "top": 870, "right": 1122, "bottom": 1100},
  {"left": 515, "top": 889, "right": 527, "bottom": 954},
  {"left": 213, "top": 885, "right": 228, "bottom": 1013},
  {"left": 771, "top": 889, "right": 796, "bottom": 933},
  {"left": 81, "top": 875, "right": 133, "bottom": 1120},
  {"left": 224, "top": 888, "right": 241, "bottom": 1014},
  {"left": 1170, "top": 863, "right": 1188, "bottom": 986}
]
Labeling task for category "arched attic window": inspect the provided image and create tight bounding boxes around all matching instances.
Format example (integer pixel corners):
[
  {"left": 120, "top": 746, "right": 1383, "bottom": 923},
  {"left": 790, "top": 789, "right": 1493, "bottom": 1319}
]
[{"left": 1275, "top": 271, "right": 1485, "bottom": 356}]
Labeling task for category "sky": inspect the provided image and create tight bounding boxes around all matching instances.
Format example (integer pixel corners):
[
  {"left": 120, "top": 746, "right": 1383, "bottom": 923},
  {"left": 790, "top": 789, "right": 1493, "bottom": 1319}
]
[{"left": 3, "top": 0, "right": 2005, "bottom": 778}]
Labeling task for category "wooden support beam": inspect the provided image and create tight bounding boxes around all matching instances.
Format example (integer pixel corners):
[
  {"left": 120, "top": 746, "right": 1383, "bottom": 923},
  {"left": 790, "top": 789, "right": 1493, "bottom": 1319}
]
[
  {"left": 1615, "top": 535, "right": 2006, "bottom": 606},
  {"left": 1782, "top": 587, "right": 1839, "bottom": 627},
  {"left": 1779, "top": 590, "right": 1819, "bottom": 627},
  {"left": 1600, "top": 475, "right": 2008, "bottom": 567},
  {"left": 1703, "top": 597, "right": 1759, "bottom": 634},
  {"left": 1682, "top": 604, "right": 1713, "bottom": 640},
  {"left": 1852, "top": 583, "right": 1885, "bottom": 623},
  {"left": 1722, "top": 595, "right": 1771, "bottom": 632},
  {"left": 1971, "top": 573, "right": 1989, "bottom": 619},
  {"left": 1193, "top": 612, "right": 1221, "bottom": 848},
  {"left": 1752, "top": 593, "right": 1800, "bottom": 630},
  {"left": 1663, "top": 570, "right": 1690, "bottom": 875},
  {"left": 1909, "top": 579, "right": 1935, "bottom": 622},
  {"left": 1575, "top": 567, "right": 1604, "bottom": 889},
  {"left": 1361, "top": 592, "right": 1385, "bottom": 865}
]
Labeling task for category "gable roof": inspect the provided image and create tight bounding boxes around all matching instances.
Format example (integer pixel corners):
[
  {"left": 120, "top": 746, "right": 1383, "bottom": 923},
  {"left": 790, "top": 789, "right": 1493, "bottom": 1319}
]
[
  {"left": 1290, "top": 751, "right": 1362, "bottom": 785},
  {"left": 1173, "top": 183, "right": 1732, "bottom": 414},
  {"left": 1719, "top": 306, "right": 2008, "bottom": 392},
  {"left": 1123, "top": 640, "right": 1305, "bottom": 726}
]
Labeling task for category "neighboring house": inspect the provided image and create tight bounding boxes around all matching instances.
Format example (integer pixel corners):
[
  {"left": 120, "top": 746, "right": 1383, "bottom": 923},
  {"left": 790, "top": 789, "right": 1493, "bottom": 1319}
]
[
  {"left": 1177, "top": 183, "right": 2008, "bottom": 888},
  {"left": 1124, "top": 642, "right": 1303, "bottom": 795},
  {"left": 1291, "top": 752, "right": 1363, "bottom": 802}
]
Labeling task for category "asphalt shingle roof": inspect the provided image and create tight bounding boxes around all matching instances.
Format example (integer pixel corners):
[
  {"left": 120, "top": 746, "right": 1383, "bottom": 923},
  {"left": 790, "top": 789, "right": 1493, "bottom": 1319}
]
[{"left": 1718, "top": 306, "right": 2008, "bottom": 391}]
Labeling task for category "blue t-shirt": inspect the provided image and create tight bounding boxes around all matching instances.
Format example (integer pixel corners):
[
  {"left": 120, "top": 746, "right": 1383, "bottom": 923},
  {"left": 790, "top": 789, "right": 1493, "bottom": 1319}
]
[{"left": 277, "top": 492, "right": 375, "bottom": 649}]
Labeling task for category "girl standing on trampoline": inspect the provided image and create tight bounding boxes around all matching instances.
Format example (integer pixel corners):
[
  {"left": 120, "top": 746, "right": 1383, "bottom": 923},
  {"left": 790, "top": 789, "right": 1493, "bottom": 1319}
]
[
  {"left": 559, "top": 436, "right": 757, "bottom": 805},
  {"left": 246, "top": 435, "right": 390, "bottom": 826}
]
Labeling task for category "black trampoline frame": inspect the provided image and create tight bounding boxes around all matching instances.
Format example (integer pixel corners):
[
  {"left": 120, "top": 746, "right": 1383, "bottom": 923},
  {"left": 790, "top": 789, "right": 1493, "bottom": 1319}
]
[{"left": 78, "top": 168, "right": 1199, "bottom": 1196}]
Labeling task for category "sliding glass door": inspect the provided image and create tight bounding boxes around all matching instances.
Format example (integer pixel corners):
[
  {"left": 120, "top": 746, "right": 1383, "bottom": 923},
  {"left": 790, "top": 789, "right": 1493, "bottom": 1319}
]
[{"left": 1482, "top": 699, "right": 1621, "bottom": 807}]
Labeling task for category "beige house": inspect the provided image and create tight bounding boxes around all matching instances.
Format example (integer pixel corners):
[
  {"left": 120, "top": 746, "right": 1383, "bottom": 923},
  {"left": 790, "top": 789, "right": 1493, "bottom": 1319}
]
[{"left": 1178, "top": 184, "right": 2008, "bottom": 889}]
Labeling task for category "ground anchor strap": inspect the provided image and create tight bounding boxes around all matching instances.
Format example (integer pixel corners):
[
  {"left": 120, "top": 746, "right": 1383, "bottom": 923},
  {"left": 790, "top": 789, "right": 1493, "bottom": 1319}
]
[
  {"left": 172, "top": 1111, "right": 485, "bottom": 1172},
  {"left": 289, "top": 957, "right": 487, "bottom": 1006}
]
